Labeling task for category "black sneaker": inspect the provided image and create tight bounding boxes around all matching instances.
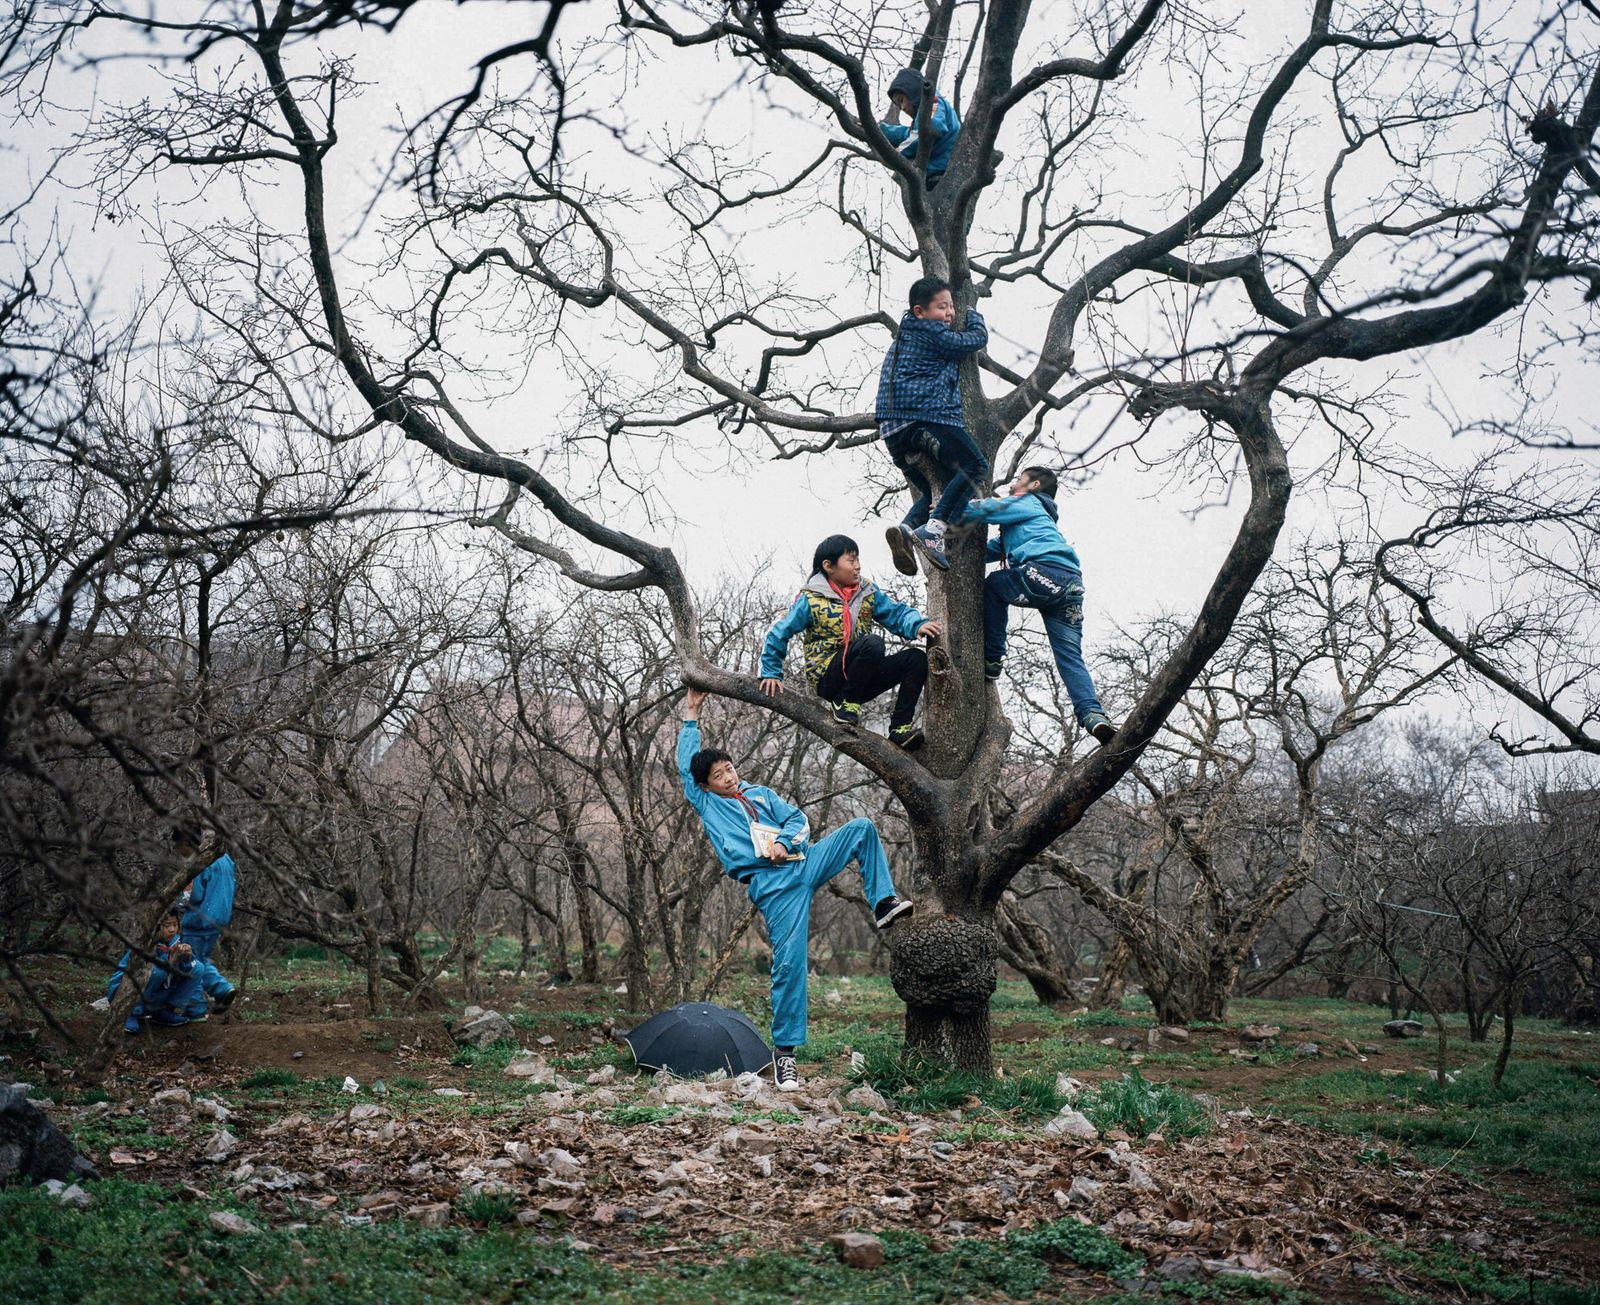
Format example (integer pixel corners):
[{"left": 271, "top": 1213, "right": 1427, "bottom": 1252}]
[
  {"left": 984, "top": 660, "right": 1003, "bottom": 681},
  {"left": 832, "top": 701, "right": 862, "bottom": 726},
  {"left": 773, "top": 1051, "right": 800, "bottom": 1092},
  {"left": 889, "top": 724, "right": 925, "bottom": 751},
  {"left": 1085, "top": 716, "right": 1118, "bottom": 747},
  {"left": 885, "top": 524, "right": 919, "bottom": 577},
  {"left": 211, "top": 988, "right": 237, "bottom": 1014},
  {"left": 873, "top": 896, "right": 915, "bottom": 929}
]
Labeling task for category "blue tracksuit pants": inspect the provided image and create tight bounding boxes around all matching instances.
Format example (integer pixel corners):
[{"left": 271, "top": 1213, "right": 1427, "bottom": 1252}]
[
  {"left": 744, "top": 817, "right": 899, "bottom": 1048},
  {"left": 984, "top": 561, "right": 1107, "bottom": 727},
  {"left": 180, "top": 929, "right": 234, "bottom": 1017}
]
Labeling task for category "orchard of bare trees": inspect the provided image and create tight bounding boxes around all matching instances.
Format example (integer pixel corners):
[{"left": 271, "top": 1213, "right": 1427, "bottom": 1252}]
[{"left": 3, "top": 0, "right": 1598, "bottom": 1083}]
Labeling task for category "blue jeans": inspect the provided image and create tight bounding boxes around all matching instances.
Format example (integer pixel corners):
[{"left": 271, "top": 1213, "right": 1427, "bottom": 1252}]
[
  {"left": 181, "top": 929, "right": 233, "bottom": 1016},
  {"left": 984, "top": 562, "right": 1107, "bottom": 726},
  {"left": 744, "top": 818, "right": 899, "bottom": 1048},
  {"left": 884, "top": 422, "right": 988, "bottom": 527}
]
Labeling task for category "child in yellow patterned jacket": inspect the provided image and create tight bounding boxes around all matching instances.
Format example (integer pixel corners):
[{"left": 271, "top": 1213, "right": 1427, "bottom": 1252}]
[{"left": 759, "top": 534, "right": 940, "bottom": 750}]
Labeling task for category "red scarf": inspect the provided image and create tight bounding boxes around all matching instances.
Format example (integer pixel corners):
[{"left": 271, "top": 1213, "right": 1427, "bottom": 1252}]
[{"left": 829, "top": 580, "right": 859, "bottom": 671}]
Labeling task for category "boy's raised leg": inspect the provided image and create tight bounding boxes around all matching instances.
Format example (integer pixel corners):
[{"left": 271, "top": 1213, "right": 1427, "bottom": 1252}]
[{"left": 804, "top": 817, "right": 910, "bottom": 928}]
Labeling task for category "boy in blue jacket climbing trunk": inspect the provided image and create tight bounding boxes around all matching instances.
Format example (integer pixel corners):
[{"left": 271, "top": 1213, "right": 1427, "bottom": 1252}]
[
  {"left": 878, "top": 67, "right": 962, "bottom": 188},
  {"left": 967, "top": 466, "right": 1120, "bottom": 746},
  {"left": 679, "top": 686, "right": 912, "bottom": 1092},
  {"left": 108, "top": 907, "right": 202, "bottom": 1033},
  {"left": 875, "top": 277, "right": 990, "bottom": 574},
  {"left": 760, "top": 534, "right": 940, "bottom": 750}
]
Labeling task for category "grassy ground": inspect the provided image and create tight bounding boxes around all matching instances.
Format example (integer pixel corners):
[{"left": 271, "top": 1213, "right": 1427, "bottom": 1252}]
[{"left": 2, "top": 953, "right": 1598, "bottom": 1303}]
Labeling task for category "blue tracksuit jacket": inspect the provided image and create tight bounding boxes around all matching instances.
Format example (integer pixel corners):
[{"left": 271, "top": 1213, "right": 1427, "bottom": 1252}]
[
  {"left": 182, "top": 853, "right": 236, "bottom": 934},
  {"left": 879, "top": 92, "right": 961, "bottom": 176},
  {"left": 678, "top": 721, "right": 812, "bottom": 879},
  {"left": 760, "top": 575, "right": 929, "bottom": 687},
  {"left": 967, "top": 491, "right": 1083, "bottom": 573},
  {"left": 874, "top": 309, "right": 988, "bottom": 430}
]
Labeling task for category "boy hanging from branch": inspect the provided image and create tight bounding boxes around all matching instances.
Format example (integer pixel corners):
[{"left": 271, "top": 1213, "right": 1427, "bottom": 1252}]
[{"left": 678, "top": 685, "right": 913, "bottom": 1092}]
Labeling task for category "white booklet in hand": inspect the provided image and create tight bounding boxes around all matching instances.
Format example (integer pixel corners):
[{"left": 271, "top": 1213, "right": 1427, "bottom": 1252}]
[{"left": 750, "top": 821, "right": 805, "bottom": 862}]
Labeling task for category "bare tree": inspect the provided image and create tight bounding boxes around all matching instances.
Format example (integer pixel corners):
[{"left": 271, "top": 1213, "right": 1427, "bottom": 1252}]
[{"left": 7, "top": 0, "right": 1598, "bottom": 1071}]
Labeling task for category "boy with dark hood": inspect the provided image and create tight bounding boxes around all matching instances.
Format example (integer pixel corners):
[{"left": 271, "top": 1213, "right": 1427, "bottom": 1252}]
[
  {"left": 879, "top": 66, "right": 961, "bottom": 186},
  {"left": 760, "top": 533, "right": 940, "bottom": 749},
  {"left": 967, "top": 466, "right": 1120, "bottom": 746},
  {"left": 678, "top": 686, "right": 912, "bottom": 1091},
  {"left": 876, "top": 277, "right": 990, "bottom": 574}
]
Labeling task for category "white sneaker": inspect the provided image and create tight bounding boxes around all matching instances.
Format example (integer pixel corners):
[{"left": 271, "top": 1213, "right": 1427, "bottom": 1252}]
[{"left": 773, "top": 1051, "right": 800, "bottom": 1092}]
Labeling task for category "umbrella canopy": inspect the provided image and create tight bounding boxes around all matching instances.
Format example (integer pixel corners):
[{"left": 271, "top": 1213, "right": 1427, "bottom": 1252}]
[{"left": 621, "top": 1002, "right": 772, "bottom": 1077}]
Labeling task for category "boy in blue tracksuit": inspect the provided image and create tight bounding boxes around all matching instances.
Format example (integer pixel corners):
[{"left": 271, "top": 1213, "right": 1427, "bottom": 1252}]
[
  {"left": 875, "top": 277, "right": 990, "bottom": 574},
  {"left": 108, "top": 908, "right": 202, "bottom": 1033},
  {"left": 967, "top": 466, "right": 1120, "bottom": 746},
  {"left": 878, "top": 67, "right": 961, "bottom": 188},
  {"left": 679, "top": 686, "right": 913, "bottom": 1091},
  {"left": 174, "top": 826, "right": 237, "bottom": 1018},
  {"left": 760, "top": 534, "right": 941, "bottom": 749}
]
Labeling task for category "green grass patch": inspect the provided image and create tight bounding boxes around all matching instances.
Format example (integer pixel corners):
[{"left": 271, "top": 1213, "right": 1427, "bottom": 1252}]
[
  {"left": 455, "top": 1192, "right": 518, "bottom": 1226},
  {"left": 1068, "top": 1007, "right": 1147, "bottom": 1028},
  {"left": 605, "top": 1104, "right": 681, "bottom": 1126},
  {"left": 239, "top": 1067, "right": 300, "bottom": 1090},
  {"left": 851, "top": 1040, "right": 1064, "bottom": 1120},
  {"left": 1375, "top": 1238, "right": 1600, "bottom": 1303},
  {"left": 1080, "top": 1071, "right": 1210, "bottom": 1139},
  {"left": 1263, "top": 1059, "right": 1600, "bottom": 1192},
  {"left": 449, "top": 1037, "right": 521, "bottom": 1070},
  {"left": 0, "top": 1179, "right": 1152, "bottom": 1305}
]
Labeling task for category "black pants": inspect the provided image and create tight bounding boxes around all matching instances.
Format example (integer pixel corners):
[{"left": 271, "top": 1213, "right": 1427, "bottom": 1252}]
[
  {"left": 815, "top": 635, "right": 927, "bottom": 728},
  {"left": 883, "top": 421, "right": 988, "bottom": 528}
]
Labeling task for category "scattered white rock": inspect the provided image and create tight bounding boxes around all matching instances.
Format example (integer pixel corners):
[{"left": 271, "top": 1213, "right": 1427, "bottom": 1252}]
[
  {"left": 585, "top": 1065, "right": 616, "bottom": 1086},
  {"left": 200, "top": 1131, "right": 239, "bottom": 1164},
  {"left": 504, "top": 1052, "right": 555, "bottom": 1083},
  {"left": 1383, "top": 1019, "right": 1426, "bottom": 1039},
  {"left": 540, "top": 1148, "right": 585, "bottom": 1180},
  {"left": 209, "top": 1211, "right": 259, "bottom": 1235},
  {"left": 194, "top": 1097, "right": 232, "bottom": 1123},
  {"left": 829, "top": 1231, "right": 885, "bottom": 1268},
  {"left": 43, "top": 1179, "right": 93, "bottom": 1209},
  {"left": 844, "top": 1085, "right": 888, "bottom": 1112},
  {"left": 1043, "top": 1108, "right": 1098, "bottom": 1140},
  {"left": 432, "top": 1088, "right": 467, "bottom": 1098},
  {"left": 1054, "top": 1073, "right": 1085, "bottom": 1099},
  {"left": 453, "top": 1010, "right": 516, "bottom": 1049}
]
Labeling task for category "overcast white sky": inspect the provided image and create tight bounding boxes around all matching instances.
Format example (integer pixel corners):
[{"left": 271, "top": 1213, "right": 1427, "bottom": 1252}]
[{"left": 6, "top": 0, "right": 1596, "bottom": 763}]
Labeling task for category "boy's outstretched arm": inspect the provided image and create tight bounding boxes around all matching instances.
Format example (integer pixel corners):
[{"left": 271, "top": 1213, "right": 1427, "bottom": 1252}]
[
  {"left": 759, "top": 594, "right": 811, "bottom": 696},
  {"left": 928, "top": 308, "right": 987, "bottom": 359},
  {"left": 678, "top": 689, "right": 711, "bottom": 809},
  {"left": 874, "top": 591, "right": 942, "bottom": 643}
]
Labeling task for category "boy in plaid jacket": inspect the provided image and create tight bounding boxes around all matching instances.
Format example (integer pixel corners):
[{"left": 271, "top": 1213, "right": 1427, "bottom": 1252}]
[{"left": 875, "top": 276, "right": 989, "bottom": 574}]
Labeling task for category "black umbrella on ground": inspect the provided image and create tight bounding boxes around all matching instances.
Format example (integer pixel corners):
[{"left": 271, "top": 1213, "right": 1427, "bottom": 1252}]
[{"left": 621, "top": 1002, "right": 772, "bottom": 1076}]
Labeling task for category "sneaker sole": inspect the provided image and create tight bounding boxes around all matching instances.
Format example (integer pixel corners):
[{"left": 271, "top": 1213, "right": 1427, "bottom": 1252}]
[
  {"left": 776, "top": 1079, "right": 802, "bottom": 1092},
  {"left": 885, "top": 526, "right": 918, "bottom": 576},
  {"left": 891, "top": 730, "right": 925, "bottom": 752},
  {"left": 874, "top": 900, "right": 915, "bottom": 930},
  {"left": 1091, "top": 724, "right": 1118, "bottom": 747}
]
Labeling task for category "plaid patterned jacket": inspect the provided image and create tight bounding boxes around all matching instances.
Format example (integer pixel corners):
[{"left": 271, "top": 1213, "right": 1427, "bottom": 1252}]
[{"left": 874, "top": 308, "right": 987, "bottom": 430}]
